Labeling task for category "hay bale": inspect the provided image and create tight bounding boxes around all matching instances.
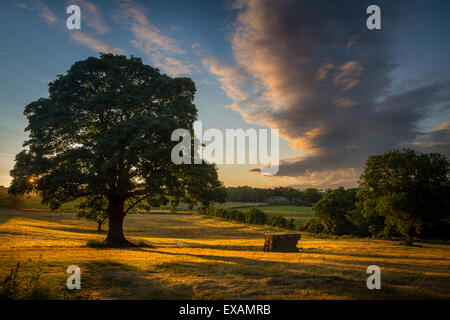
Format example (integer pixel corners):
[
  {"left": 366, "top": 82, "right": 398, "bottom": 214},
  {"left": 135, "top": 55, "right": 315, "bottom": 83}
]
[{"left": 263, "top": 233, "right": 300, "bottom": 252}]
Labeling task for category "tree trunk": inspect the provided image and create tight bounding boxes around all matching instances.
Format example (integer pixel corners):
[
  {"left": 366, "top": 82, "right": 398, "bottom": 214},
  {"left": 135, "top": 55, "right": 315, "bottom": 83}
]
[
  {"left": 104, "top": 199, "right": 132, "bottom": 247},
  {"left": 97, "top": 221, "right": 102, "bottom": 232},
  {"left": 405, "top": 229, "right": 414, "bottom": 246}
]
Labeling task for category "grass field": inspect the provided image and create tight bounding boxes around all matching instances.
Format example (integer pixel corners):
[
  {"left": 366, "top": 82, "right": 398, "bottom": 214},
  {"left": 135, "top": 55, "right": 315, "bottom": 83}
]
[
  {"left": 237, "top": 205, "right": 314, "bottom": 224},
  {"left": 1, "top": 208, "right": 449, "bottom": 299},
  {"left": 214, "top": 202, "right": 267, "bottom": 209}
]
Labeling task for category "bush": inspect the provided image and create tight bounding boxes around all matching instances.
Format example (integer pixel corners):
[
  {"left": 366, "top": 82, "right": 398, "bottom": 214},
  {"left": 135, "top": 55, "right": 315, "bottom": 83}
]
[
  {"left": 236, "top": 211, "right": 246, "bottom": 222},
  {"left": 287, "top": 218, "right": 296, "bottom": 230},
  {"left": 267, "top": 214, "right": 288, "bottom": 228},
  {"left": 198, "top": 206, "right": 298, "bottom": 231},
  {"left": 300, "top": 217, "right": 325, "bottom": 233},
  {"left": 226, "top": 209, "right": 245, "bottom": 222},
  {"left": 246, "top": 208, "right": 268, "bottom": 225}
]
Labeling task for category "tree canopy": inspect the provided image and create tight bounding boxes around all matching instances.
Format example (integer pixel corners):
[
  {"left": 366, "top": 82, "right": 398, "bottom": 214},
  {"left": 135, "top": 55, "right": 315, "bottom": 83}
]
[
  {"left": 75, "top": 196, "right": 108, "bottom": 232},
  {"left": 312, "top": 187, "right": 357, "bottom": 235},
  {"left": 9, "top": 53, "right": 226, "bottom": 246},
  {"left": 357, "top": 149, "right": 450, "bottom": 245}
]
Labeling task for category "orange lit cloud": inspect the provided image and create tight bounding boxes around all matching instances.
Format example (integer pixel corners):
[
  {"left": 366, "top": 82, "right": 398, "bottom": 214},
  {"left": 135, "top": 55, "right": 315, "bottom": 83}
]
[{"left": 206, "top": 0, "right": 450, "bottom": 188}]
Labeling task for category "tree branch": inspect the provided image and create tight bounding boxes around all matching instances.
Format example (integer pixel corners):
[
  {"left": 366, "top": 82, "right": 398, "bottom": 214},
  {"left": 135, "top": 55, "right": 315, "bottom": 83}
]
[{"left": 124, "top": 193, "right": 152, "bottom": 214}]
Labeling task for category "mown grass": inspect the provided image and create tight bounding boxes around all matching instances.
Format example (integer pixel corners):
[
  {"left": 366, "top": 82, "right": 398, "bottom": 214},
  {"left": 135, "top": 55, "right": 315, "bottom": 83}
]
[{"left": 0, "top": 208, "right": 449, "bottom": 299}]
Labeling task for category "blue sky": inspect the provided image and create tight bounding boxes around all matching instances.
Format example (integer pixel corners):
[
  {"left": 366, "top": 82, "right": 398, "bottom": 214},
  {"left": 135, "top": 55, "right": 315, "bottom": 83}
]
[{"left": 0, "top": 0, "right": 449, "bottom": 188}]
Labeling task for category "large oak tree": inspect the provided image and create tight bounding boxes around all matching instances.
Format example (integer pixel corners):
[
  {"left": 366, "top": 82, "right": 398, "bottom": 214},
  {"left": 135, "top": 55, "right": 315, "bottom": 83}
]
[{"left": 9, "top": 54, "right": 226, "bottom": 247}]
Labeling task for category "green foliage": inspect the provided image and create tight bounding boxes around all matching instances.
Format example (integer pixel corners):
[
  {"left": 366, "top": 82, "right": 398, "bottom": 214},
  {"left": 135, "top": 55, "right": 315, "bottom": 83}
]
[
  {"left": 301, "top": 149, "right": 450, "bottom": 242},
  {"left": 267, "top": 214, "right": 288, "bottom": 228},
  {"left": 76, "top": 196, "right": 108, "bottom": 231},
  {"left": 226, "top": 186, "right": 322, "bottom": 205},
  {"left": 301, "top": 188, "right": 323, "bottom": 206},
  {"left": 312, "top": 187, "right": 358, "bottom": 235},
  {"left": 198, "top": 205, "right": 303, "bottom": 230},
  {"left": 8, "top": 54, "right": 226, "bottom": 245},
  {"left": 198, "top": 206, "right": 293, "bottom": 230},
  {"left": 245, "top": 207, "right": 268, "bottom": 225},
  {"left": 299, "top": 217, "right": 326, "bottom": 233},
  {"left": 358, "top": 149, "right": 450, "bottom": 244},
  {"left": 287, "top": 218, "right": 296, "bottom": 230}
]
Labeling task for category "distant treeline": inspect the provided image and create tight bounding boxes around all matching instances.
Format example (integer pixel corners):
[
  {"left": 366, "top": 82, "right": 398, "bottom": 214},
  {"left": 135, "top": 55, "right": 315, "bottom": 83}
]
[{"left": 226, "top": 186, "right": 323, "bottom": 205}]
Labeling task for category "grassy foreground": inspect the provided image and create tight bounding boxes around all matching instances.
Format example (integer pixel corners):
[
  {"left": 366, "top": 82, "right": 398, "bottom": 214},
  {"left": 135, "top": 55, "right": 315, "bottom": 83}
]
[{"left": 0, "top": 208, "right": 449, "bottom": 299}]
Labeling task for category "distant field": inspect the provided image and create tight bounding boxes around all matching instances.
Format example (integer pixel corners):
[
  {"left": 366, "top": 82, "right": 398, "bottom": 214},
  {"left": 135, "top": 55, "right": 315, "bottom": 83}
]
[
  {"left": 214, "top": 202, "right": 267, "bottom": 209},
  {"left": 237, "top": 205, "right": 314, "bottom": 224},
  {"left": 0, "top": 193, "right": 79, "bottom": 211},
  {"left": 2, "top": 208, "right": 449, "bottom": 299}
]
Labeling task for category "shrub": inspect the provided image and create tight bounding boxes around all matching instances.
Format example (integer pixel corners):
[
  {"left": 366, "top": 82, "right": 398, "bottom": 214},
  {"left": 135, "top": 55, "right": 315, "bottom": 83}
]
[
  {"left": 267, "top": 214, "right": 288, "bottom": 228},
  {"left": 235, "top": 211, "right": 246, "bottom": 222},
  {"left": 287, "top": 218, "right": 296, "bottom": 230},
  {"left": 246, "top": 208, "right": 268, "bottom": 225},
  {"left": 198, "top": 206, "right": 295, "bottom": 230},
  {"left": 215, "top": 208, "right": 225, "bottom": 218},
  {"left": 300, "top": 217, "right": 325, "bottom": 233}
]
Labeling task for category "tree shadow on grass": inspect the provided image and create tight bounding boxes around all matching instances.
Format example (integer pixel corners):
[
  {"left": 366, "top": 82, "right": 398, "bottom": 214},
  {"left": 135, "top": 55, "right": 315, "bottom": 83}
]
[
  {"left": 0, "top": 208, "right": 25, "bottom": 225},
  {"left": 0, "top": 213, "right": 12, "bottom": 225},
  {"left": 81, "top": 260, "right": 195, "bottom": 299},
  {"left": 177, "top": 242, "right": 263, "bottom": 252},
  {"left": 301, "top": 247, "right": 450, "bottom": 262},
  {"left": 145, "top": 249, "right": 448, "bottom": 299},
  {"left": 143, "top": 225, "right": 267, "bottom": 240},
  {"left": 85, "top": 240, "right": 155, "bottom": 251},
  {"left": 31, "top": 224, "right": 104, "bottom": 235}
]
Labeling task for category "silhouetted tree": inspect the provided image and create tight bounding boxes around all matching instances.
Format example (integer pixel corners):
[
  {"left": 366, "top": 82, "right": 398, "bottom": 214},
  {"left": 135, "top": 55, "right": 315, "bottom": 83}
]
[{"left": 9, "top": 54, "right": 225, "bottom": 247}]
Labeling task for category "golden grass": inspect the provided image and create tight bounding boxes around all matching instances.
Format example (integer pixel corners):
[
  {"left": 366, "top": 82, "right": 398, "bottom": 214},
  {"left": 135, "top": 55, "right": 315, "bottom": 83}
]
[{"left": 0, "top": 208, "right": 449, "bottom": 299}]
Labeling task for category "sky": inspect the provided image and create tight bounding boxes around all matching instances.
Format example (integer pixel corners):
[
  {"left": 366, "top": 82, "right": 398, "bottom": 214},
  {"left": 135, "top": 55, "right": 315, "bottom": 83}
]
[{"left": 0, "top": 0, "right": 449, "bottom": 189}]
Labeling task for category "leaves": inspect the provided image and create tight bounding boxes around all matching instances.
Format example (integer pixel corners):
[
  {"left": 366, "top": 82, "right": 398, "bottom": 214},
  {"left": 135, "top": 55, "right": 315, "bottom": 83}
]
[
  {"left": 357, "top": 149, "right": 450, "bottom": 241},
  {"left": 9, "top": 54, "right": 225, "bottom": 212}
]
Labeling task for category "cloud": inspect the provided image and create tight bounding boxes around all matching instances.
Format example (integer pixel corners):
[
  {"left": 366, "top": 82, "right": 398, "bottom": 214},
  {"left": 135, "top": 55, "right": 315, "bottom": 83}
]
[
  {"left": 212, "top": 0, "right": 450, "bottom": 187},
  {"left": 35, "top": 0, "right": 58, "bottom": 25},
  {"left": 290, "top": 169, "right": 360, "bottom": 189},
  {"left": 69, "top": 0, "right": 110, "bottom": 34},
  {"left": 202, "top": 56, "right": 248, "bottom": 102},
  {"left": 16, "top": 1, "right": 121, "bottom": 55},
  {"left": 114, "top": 0, "right": 193, "bottom": 76},
  {"left": 412, "top": 121, "right": 450, "bottom": 156},
  {"left": 15, "top": 0, "right": 58, "bottom": 25},
  {"left": 12, "top": 2, "right": 34, "bottom": 10},
  {"left": 71, "top": 32, "right": 125, "bottom": 54}
]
